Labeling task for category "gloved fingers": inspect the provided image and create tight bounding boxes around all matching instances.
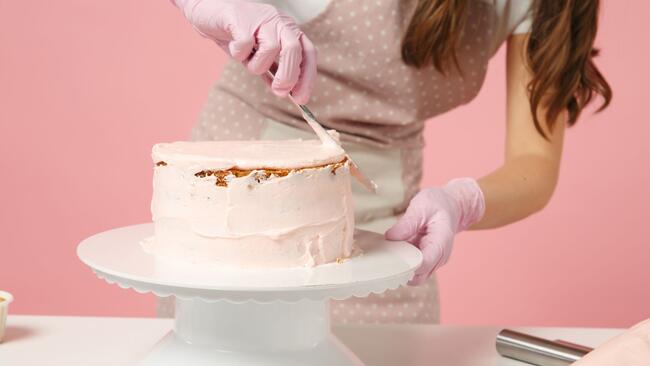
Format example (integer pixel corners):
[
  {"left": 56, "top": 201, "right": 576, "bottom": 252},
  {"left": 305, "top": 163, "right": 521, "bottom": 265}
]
[
  {"left": 406, "top": 231, "right": 425, "bottom": 246},
  {"left": 184, "top": 0, "right": 232, "bottom": 42},
  {"left": 409, "top": 272, "right": 436, "bottom": 286},
  {"left": 246, "top": 25, "right": 281, "bottom": 75},
  {"left": 272, "top": 23, "right": 303, "bottom": 97},
  {"left": 408, "top": 226, "right": 454, "bottom": 286},
  {"left": 289, "top": 34, "right": 317, "bottom": 104},
  {"left": 260, "top": 71, "right": 273, "bottom": 87},
  {"left": 385, "top": 204, "right": 424, "bottom": 241},
  {"left": 409, "top": 240, "right": 444, "bottom": 286},
  {"left": 228, "top": 31, "right": 257, "bottom": 62}
]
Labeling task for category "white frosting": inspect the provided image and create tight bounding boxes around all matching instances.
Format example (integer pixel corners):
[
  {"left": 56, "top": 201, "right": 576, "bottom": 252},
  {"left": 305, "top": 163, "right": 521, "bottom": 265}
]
[
  {"left": 148, "top": 139, "right": 355, "bottom": 268},
  {"left": 152, "top": 139, "right": 346, "bottom": 170}
]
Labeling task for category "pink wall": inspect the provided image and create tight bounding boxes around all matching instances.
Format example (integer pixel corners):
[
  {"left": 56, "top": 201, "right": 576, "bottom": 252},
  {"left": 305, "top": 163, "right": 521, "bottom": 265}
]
[{"left": 1, "top": 1, "right": 648, "bottom": 327}]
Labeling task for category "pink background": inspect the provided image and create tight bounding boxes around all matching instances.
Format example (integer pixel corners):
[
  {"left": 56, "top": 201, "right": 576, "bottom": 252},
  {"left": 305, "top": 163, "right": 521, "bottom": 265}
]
[{"left": 1, "top": 1, "right": 648, "bottom": 327}]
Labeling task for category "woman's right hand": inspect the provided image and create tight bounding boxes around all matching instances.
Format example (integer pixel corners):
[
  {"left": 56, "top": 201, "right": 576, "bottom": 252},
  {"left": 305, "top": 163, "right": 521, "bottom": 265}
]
[{"left": 172, "top": 0, "right": 317, "bottom": 104}]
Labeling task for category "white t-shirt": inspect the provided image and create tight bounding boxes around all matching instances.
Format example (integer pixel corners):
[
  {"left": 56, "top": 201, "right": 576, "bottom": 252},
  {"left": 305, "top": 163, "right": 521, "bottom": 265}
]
[{"left": 255, "top": 0, "right": 533, "bottom": 38}]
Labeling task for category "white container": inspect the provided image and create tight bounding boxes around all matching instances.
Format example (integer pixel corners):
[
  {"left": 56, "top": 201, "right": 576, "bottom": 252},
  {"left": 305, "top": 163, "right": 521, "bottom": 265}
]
[{"left": 0, "top": 291, "right": 13, "bottom": 343}]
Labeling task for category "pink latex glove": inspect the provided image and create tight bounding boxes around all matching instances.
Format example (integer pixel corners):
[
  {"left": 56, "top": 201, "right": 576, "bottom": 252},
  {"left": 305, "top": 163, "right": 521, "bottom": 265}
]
[
  {"left": 573, "top": 318, "right": 650, "bottom": 366},
  {"left": 385, "top": 178, "right": 486, "bottom": 285},
  {"left": 172, "top": 0, "right": 317, "bottom": 104}
]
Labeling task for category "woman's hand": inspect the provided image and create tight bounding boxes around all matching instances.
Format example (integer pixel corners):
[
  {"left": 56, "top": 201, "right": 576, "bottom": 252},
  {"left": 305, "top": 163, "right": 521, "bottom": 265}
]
[
  {"left": 385, "top": 178, "right": 485, "bottom": 285},
  {"left": 172, "top": 0, "right": 317, "bottom": 104},
  {"left": 573, "top": 318, "right": 650, "bottom": 365}
]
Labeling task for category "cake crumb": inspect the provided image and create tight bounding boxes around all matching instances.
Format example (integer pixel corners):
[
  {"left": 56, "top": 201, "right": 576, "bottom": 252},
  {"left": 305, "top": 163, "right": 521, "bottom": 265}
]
[
  {"left": 336, "top": 257, "right": 345, "bottom": 264},
  {"left": 194, "top": 158, "right": 348, "bottom": 187},
  {"left": 330, "top": 158, "right": 347, "bottom": 175},
  {"left": 156, "top": 161, "right": 167, "bottom": 167}
]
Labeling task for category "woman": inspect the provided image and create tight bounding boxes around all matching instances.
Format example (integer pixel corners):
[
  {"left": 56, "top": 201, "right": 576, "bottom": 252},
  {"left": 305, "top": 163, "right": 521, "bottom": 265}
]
[{"left": 166, "top": 0, "right": 611, "bottom": 323}]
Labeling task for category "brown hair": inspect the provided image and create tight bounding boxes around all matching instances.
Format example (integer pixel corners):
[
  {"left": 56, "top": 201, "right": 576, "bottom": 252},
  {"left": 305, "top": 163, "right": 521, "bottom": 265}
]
[{"left": 402, "top": 0, "right": 612, "bottom": 137}]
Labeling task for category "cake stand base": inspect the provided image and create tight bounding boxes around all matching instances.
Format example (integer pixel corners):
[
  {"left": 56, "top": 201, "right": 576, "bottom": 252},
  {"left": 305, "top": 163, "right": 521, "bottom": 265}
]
[
  {"left": 139, "top": 298, "right": 363, "bottom": 366},
  {"left": 77, "top": 224, "right": 422, "bottom": 366}
]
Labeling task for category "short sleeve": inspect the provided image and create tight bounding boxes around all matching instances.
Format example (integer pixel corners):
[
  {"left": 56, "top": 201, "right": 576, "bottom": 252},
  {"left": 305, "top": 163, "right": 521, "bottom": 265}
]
[
  {"left": 508, "top": 0, "right": 533, "bottom": 34},
  {"left": 479, "top": 0, "right": 535, "bottom": 55}
]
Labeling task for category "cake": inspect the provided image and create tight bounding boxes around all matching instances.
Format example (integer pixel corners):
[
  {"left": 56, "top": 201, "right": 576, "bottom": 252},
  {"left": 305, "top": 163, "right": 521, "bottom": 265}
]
[{"left": 147, "top": 139, "right": 355, "bottom": 267}]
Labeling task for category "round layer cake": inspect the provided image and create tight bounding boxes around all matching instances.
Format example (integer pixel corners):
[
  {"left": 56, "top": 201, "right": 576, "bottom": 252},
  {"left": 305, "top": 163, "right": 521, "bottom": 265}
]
[{"left": 148, "top": 139, "right": 354, "bottom": 267}]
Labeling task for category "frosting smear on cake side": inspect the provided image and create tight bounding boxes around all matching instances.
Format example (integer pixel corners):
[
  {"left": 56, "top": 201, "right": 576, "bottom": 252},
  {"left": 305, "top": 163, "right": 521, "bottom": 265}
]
[{"left": 148, "top": 139, "right": 355, "bottom": 268}]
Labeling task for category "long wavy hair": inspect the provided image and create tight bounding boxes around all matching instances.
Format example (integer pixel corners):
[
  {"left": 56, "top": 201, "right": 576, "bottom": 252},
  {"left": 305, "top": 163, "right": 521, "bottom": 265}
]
[{"left": 401, "top": 0, "right": 612, "bottom": 137}]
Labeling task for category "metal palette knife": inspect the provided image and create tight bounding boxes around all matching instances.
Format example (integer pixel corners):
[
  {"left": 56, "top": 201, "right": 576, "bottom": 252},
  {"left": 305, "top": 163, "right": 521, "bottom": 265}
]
[{"left": 266, "top": 70, "right": 378, "bottom": 193}]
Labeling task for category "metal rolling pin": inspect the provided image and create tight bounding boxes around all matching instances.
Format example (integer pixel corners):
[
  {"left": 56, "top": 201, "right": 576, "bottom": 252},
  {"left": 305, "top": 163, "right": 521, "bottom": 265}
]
[{"left": 496, "top": 329, "right": 593, "bottom": 366}]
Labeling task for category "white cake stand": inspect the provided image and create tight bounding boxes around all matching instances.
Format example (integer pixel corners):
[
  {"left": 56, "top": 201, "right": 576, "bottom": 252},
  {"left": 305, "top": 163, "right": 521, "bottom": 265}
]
[{"left": 77, "top": 224, "right": 422, "bottom": 366}]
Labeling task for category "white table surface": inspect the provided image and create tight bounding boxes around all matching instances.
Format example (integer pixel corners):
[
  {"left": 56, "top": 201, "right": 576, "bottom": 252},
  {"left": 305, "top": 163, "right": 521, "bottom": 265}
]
[{"left": 0, "top": 315, "right": 621, "bottom": 366}]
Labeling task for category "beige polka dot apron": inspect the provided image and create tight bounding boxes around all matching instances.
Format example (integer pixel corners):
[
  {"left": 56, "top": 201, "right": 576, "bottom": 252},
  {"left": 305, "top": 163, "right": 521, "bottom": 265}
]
[{"left": 189, "top": 0, "right": 496, "bottom": 324}]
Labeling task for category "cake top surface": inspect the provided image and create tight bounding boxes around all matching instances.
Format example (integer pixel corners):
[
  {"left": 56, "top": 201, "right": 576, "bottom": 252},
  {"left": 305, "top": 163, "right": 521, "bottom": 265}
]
[{"left": 152, "top": 140, "right": 346, "bottom": 170}]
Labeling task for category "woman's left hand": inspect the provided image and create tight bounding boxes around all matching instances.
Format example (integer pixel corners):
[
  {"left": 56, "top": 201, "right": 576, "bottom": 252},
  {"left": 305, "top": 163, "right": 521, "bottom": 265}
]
[{"left": 385, "top": 178, "right": 485, "bottom": 285}]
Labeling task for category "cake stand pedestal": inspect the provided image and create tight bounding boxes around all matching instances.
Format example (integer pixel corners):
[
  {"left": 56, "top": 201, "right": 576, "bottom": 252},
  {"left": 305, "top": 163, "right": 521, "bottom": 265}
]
[{"left": 77, "top": 224, "right": 422, "bottom": 366}]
